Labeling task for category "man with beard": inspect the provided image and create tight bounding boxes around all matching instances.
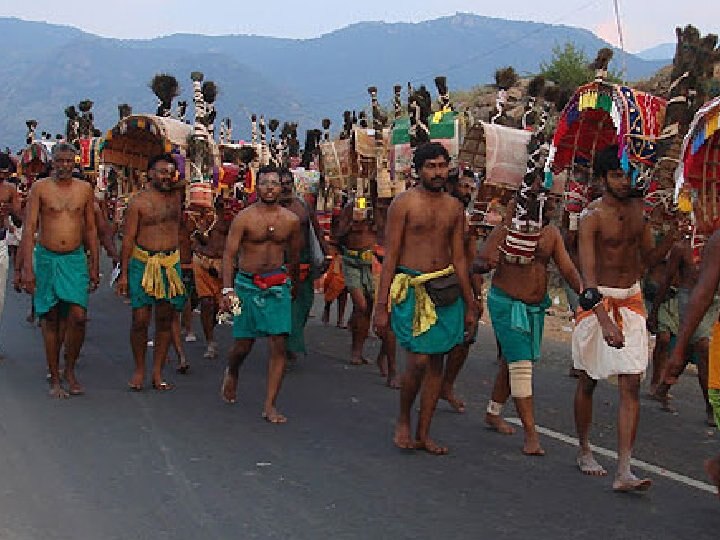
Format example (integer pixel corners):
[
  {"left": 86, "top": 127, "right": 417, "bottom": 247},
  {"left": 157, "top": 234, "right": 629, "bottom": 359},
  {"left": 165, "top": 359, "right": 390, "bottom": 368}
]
[
  {"left": 220, "top": 166, "right": 301, "bottom": 423},
  {"left": 20, "top": 143, "right": 99, "bottom": 398},
  {"left": 0, "top": 152, "right": 22, "bottom": 356},
  {"left": 374, "top": 143, "right": 478, "bottom": 454},
  {"left": 278, "top": 168, "right": 327, "bottom": 364},
  {"left": 336, "top": 182, "right": 378, "bottom": 367},
  {"left": 477, "top": 183, "right": 582, "bottom": 455},
  {"left": 573, "top": 145, "right": 675, "bottom": 491},
  {"left": 117, "top": 154, "right": 187, "bottom": 392},
  {"left": 192, "top": 197, "right": 230, "bottom": 359},
  {"left": 439, "top": 170, "right": 484, "bottom": 412}
]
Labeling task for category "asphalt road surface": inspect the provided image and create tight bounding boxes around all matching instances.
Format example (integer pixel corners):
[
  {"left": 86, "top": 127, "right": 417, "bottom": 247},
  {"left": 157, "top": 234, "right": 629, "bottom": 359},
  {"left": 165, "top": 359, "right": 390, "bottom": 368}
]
[{"left": 1, "top": 268, "right": 719, "bottom": 540}]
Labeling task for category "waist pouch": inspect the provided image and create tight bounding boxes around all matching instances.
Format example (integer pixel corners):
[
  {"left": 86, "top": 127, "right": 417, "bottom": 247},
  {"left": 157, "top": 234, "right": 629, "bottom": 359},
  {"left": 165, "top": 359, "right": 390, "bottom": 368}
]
[{"left": 425, "top": 273, "right": 461, "bottom": 307}]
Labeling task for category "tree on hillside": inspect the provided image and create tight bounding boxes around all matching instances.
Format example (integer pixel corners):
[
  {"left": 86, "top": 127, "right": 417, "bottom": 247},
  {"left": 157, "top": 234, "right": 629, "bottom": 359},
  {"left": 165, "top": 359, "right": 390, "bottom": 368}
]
[{"left": 540, "top": 43, "right": 593, "bottom": 90}]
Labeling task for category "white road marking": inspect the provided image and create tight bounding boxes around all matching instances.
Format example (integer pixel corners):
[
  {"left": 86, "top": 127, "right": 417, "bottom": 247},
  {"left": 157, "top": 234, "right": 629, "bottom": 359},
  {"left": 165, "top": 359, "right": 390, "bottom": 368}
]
[{"left": 505, "top": 417, "right": 716, "bottom": 494}]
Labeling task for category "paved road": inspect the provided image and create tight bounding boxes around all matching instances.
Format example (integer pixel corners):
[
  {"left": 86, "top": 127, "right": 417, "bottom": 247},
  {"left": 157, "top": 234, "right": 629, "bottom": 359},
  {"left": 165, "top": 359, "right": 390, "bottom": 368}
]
[{"left": 1, "top": 268, "right": 719, "bottom": 539}]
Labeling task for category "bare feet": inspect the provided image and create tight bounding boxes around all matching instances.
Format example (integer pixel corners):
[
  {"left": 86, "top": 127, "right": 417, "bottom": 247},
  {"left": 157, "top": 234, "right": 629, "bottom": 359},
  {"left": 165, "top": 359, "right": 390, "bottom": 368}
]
[
  {"left": 707, "top": 411, "right": 717, "bottom": 428},
  {"left": 48, "top": 384, "right": 69, "bottom": 399},
  {"left": 704, "top": 456, "right": 720, "bottom": 498},
  {"left": 376, "top": 353, "right": 388, "bottom": 377},
  {"left": 415, "top": 438, "right": 449, "bottom": 455},
  {"left": 321, "top": 309, "right": 330, "bottom": 325},
  {"left": 441, "top": 392, "right": 466, "bottom": 414},
  {"left": 350, "top": 356, "right": 369, "bottom": 366},
  {"left": 176, "top": 361, "right": 190, "bottom": 375},
  {"left": 386, "top": 375, "right": 401, "bottom": 390},
  {"left": 220, "top": 369, "right": 238, "bottom": 404},
  {"left": 151, "top": 381, "right": 174, "bottom": 391},
  {"left": 576, "top": 452, "right": 608, "bottom": 476},
  {"left": 522, "top": 437, "right": 545, "bottom": 456},
  {"left": 612, "top": 472, "right": 652, "bottom": 492},
  {"left": 393, "top": 421, "right": 414, "bottom": 450},
  {"left": 128, "top": 370, "right": 144, "bottom": 391},
  {"left": 63, "top": 371, "right": 84, "bottom": 396},
  {"left": 337, "top": 320, "right": 347, "bottom": 329},
  {"left": 262, "top": 407, "right": 288, "bottom": 424},
  {"left": 568, "top": 367, "right": 582, "bottom": 378},
  {"left": 485, "top": 413, "right": 516, "bottom": 434}
]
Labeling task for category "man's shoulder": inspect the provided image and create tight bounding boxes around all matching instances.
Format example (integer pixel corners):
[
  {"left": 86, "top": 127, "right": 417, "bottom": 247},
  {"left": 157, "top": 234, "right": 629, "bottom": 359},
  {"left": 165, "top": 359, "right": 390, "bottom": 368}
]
[{"left": 281, "top": 205, "right": 301, "bottom": 224}]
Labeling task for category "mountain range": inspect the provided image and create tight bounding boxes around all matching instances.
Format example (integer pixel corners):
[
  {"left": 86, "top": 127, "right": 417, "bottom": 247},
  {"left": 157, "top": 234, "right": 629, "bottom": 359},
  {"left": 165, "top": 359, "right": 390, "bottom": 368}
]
[{"left": 0, "top": 13, "right": 671, "bottom": 149}]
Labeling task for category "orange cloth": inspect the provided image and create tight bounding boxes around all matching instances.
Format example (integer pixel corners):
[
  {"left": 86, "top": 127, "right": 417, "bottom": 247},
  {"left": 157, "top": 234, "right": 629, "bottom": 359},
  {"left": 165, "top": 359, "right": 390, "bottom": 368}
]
[
  {"left": 193, "top": 260, "right": 222, "bottom": 300},
  {"left": 710, "top": 322, "right": 720, "bottom": 390},
  {"left": 575, "top": 290, "right": 646, "bottom": 331},
  {"left": 323, "top": 255, "right": 345, "bottom": 302}
]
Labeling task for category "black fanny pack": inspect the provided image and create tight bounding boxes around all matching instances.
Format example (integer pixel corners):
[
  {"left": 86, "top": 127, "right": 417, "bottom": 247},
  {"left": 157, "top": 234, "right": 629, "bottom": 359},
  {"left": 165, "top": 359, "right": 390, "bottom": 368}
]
[{"left": 424, "top": 273, "right": 461, "bottom": 307}]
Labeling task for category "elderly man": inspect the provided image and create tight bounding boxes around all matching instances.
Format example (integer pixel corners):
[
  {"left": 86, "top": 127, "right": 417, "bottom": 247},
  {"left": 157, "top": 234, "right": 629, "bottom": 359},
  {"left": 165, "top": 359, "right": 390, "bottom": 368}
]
[{"left": 20, "top": 143, "right": 99, "bottom": 398}]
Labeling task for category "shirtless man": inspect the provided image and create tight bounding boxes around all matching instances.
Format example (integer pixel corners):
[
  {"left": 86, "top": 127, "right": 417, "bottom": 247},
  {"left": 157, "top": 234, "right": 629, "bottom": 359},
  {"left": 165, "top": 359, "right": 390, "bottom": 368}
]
[
  {"left": 660, "top": 229, "right": 720, "bottom": 495},
  {"left": 650, "top": 222, "right": 718, "bottom": 424},
  {"left": 20, "top": 143, "right": 99, "bottom": 398},
  {"left": 439, "top": 171, "right": 484, "bottom": 412},
  {"left": 374, "top": 143, "right": 478, "bottom": 454},
  {"left": 0, "top": 153, "right": 23, "bottom": 357},
  {"left": 192, "top": 197, "right": 230, "bottom": 359},
  {"left": 279, "top": 168, "right": 327, "bottom": 363},
  {"left": 336, "top": 187, "right": 377, "bottom": 366},
  {"left": 478, "top": 188, "right": 582, "bottom": 455},
  {"left": 117, "top": 154, "right": 187, "bottom": 391},
  {"left": 220, "top": 166, "right": 301, "bottom": 422},
  {"left": 573, "top": 145, "right": 675, "bottom": 491}
]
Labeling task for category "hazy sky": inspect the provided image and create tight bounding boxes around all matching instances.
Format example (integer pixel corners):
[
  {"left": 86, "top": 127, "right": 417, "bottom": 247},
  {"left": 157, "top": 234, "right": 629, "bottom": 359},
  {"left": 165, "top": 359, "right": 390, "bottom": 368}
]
[{"left": 2, "top": 0, "right": 717, "bottom": 52}]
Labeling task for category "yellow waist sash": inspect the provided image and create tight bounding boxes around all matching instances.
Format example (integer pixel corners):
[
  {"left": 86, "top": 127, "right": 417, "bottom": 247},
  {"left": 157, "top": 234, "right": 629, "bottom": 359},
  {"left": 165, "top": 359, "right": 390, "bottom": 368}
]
[
  {"left": 390, "top": 265, "right": 455, "bottom": 337},
  {"left": 132, "top": 245, "right": 185, "bottom": 300}
]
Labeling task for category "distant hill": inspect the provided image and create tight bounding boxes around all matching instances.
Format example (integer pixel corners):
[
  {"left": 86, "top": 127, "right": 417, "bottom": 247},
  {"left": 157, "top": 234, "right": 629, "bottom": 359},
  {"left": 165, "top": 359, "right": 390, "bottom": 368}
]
[
  {"left": 0, "top": 14, "right": 670, "bottom": 149},
  {"left": 636, "top": 43, "right": 675, "bottom": 61}
]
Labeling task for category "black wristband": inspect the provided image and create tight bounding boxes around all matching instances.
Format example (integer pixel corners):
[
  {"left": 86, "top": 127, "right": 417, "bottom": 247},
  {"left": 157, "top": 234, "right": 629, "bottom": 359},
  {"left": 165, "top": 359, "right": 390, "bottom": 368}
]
[{"left": 579, "top": 287, "right": 603, "bottom": 311}]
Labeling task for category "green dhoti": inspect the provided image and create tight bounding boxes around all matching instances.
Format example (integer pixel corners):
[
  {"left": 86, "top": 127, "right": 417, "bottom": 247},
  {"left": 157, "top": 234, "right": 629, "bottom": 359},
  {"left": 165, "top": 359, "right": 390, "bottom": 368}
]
[
  {"left": 233, "top": 270, "right": 292, "bottom": 339},
  {"left": 33, "top": 244, "right": 89, "bottom": 317},
  {"left": 487, "top": 285, "right": 550, "bottom": 362},
  {"left": 287, "top": 270, "right": 314, "bottom": 353},
  {"left": 342, "top": 249, "right": 375, "bottom": 297},
  {"left": 390, "top": 267, "right": 464, "bottom": 355}
]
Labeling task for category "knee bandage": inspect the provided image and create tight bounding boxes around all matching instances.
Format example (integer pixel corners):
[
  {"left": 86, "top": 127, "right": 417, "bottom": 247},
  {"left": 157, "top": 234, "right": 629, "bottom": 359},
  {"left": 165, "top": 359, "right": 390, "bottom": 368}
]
[{"left": 509, "top": 360, "right": 533, "bottom": 398}]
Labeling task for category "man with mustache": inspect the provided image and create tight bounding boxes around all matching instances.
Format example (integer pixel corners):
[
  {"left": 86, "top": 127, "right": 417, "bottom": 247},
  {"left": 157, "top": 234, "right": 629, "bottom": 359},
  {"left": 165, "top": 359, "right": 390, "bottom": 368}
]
[
  {"left": 20, "top": 143, "right": 99, "bottom": 398},
  {"left": 438, "top": 170, "right": 483, "bottom": 412},
  {"left": 220, "top": 166, "right": 301, "bottom": 423},
  {"left": 192, "top": 197, "right": 230, "bottom": 360},
  {"left": 116, "top": 153, "right": 187, "bottom": 392},
  {"left": 374, "top": 142, "right": 478, "bottom": 454},
  {"left": 278, "top": 168, "right": 327, "bottom": 365},
  {"left": 573, "top": 145, "right": 675, "bottom": 491}
]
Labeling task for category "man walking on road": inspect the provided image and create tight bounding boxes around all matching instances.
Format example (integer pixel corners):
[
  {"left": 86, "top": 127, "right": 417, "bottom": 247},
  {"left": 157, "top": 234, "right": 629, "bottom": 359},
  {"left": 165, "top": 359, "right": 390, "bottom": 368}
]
[
  {"left": 374, "top": 143, "right": 478, "bottom": 455},
  {"left": 220, "top": 166, "right": 301, "bottom": 423},
  {"left": 0, "top": 152, "right": 23, "bottom": 356},
  {"left": 20, "top": 143, "right": 99, "bottom": 398},
  {"left": 572, "top": 145, "right": 675, "bottom": 491},
  {"left": 117, "top": 153, "right": 187, "bottom": 392}
]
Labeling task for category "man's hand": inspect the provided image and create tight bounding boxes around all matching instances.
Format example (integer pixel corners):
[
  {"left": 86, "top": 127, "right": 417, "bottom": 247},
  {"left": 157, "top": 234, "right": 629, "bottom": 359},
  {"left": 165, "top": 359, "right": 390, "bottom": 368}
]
[
  {"left": 663, "top": 346, "right": 686, "bottom": 386},
  {"left": 219, "top": 291, "right": 234, "bottom": 313},
  {"left": 116, "top": 273, "right": 128, "bottom": 297},
  {"left": 373, "top": 307, "right": 389, "bottom": 338},
  {"left": 21, "top": 265, "right": 35, "bottom": 295},
  {"left": 464, "top": 306, "right": 479, "bottom": 344},
  {"left": 89, "top": 266, "right": 100, "bottom": 292},
  {"left": 599, "top": 315, "right": 625, "bottom": 348}
]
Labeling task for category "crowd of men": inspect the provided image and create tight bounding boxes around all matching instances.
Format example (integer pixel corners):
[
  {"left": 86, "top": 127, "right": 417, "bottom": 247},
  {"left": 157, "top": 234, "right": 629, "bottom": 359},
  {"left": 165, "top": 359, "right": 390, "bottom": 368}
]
[{"left": 1, "top": 141, "right": 719, "bottom": 495}]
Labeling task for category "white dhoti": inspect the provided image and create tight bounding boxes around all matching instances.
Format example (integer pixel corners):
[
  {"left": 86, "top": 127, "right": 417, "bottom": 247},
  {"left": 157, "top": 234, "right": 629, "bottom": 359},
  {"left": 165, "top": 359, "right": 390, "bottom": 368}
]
[
  {"left": 572, "top": 283, "right": 648, "bottom": 381},
  {"left": 0, "top": 237, "right": 8, "bottom": 328}
]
